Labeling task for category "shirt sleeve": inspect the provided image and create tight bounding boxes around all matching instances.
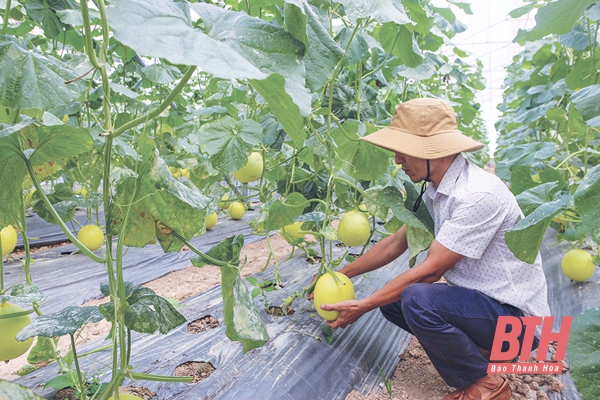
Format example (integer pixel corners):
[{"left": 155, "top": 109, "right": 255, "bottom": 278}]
[{"left": 435, "top": 192, "right": 506, "bottom": 259}]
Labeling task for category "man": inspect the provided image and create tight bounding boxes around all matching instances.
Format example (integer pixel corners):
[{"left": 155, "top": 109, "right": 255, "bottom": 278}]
[{"left": 318, "top": 98, "right": 550, "bottom": 400}]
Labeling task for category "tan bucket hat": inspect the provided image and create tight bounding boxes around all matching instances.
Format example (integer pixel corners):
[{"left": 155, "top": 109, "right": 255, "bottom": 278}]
[{"left": 360, "top": 98, "right": 485, "bottom": 159}]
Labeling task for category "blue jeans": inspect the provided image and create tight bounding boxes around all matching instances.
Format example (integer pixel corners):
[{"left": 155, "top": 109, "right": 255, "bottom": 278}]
[{"left": 380, "top": 283, "right": 530, "bottom": 388}]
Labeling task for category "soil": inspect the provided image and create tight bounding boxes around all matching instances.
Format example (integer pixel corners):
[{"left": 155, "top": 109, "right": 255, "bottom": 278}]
[
  {"left": 346, "top": 337, "right": 566, "bottom": 400},
  {"left": 1, "top": 228, "right": 567, "bottom": 400},
  {"left": 174, "top": 361, "right": 216, "bottom": 384}
]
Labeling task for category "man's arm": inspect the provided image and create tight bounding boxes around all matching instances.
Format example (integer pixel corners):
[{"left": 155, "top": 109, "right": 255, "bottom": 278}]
[
  {"left": 322, "top": 239, "right": 463, "bottom": 329},
  {"left": 338, "top": 225, "right": 409, "bottom": 278}
]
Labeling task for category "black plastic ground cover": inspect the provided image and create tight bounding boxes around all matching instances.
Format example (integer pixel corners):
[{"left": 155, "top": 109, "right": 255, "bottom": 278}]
[
  {"left": 15, "top": 243, "right": 414, "bottom": 400},
  {"left": 3, "top": 208, "right": 264, "bottom": 314},
  {"left": 13, "top": 229, "right": 599, "bottom": 400},
  {"left": 540, "top": 231, "right": 600, "bottom": 400}
]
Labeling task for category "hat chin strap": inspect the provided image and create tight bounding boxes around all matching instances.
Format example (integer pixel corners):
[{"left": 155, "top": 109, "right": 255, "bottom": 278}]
[{"left": 412, "top": 160, "right": 431, "bottom": 212}]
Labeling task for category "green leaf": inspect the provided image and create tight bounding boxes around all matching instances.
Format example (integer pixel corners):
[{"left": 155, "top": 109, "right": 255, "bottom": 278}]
[
  {"left": 99, "top": 282, "right": 186, "bottom": 334},
  {"left": 261, "top": 192, "right": 309, "bottom": 232},
  {"left": 322, "top": 325, "right": 335, "bottom": 344},
  {"left": 332, "top": 120, "right": 391, "bottom": 181},
  {"left": 510, "top": 166, "right": 538, "bottom": 196},
  {"left": 191, "top": 234, "right": 244, "bottom": 268},
  {"left": 0, "top": 119, "right": 94, "bottom": 228},
  {"left": 107, "top": 0, "right": 265, "bottom": 80},
  {"left": 108, "top": 149, "right": 210, "bottom": 251},
  {"left": 27, "top": 337, "right": 59, "bottom": 364},
  {"left": 574, "top": 165, "right": 600, "bottom": 243},
  {"left": 141, "top": 63, "right": 182, "bottom": 85},
  {"left": 16, "top": 306, "right": 103, "bottom": 341},
  {"left": 566, "top": 57, "right": 597, "bottom": 91},
  {"left": 532, "top": 0, "right": 597, "bottom": 36},
  {"left": 0, "top": 283, "right": 44, "bottom": 304},
  {"left": 378, "top": 185, "right": 433, "bottom": 264},
  {"left": 283, "top": 1, "right": 309, "bottom": 51},
  {"left": 300, "top": 3, "right": 344, "bottom": 91},
  {"left": 44, "top": 370, "right": 78, "bottom": 391},
  {"left": 221, "top": 264, "right": 269, "bottom": 353},
  {"left": 380, "top": 22, "right": 424, "bottom": 68},
  {"left": 23, "top": 0, "right": 65, "bottom": 39},
  {"left": 515, "top": 182, "right": 563, "bottom": 216},
  {"left": 199, "top": 116, "right": 263, "bottom": 173},
  {"left": 571, "top": 84, "right": 600, "bottom": 125},
  {"left": 567, "top": 307, "right": 600, "bottom": 400},
  {"left": 506, "top": 191, "right": 571, "bottom": 264},
  {"left": 509, "top": 3, "right": 542, "bottom": 18},
  {"left": 32, "top": 184, "right": 77, "bottom": 224},
  {"left": 337, "top": 0, "right": 411, "bottom": 25},
  {"left": 0, "top": 35, "right": 86, "bottom": 110},
  {"left": 106, "top": 0, "right": 309, "bottom": 123},
  {"left": 0, "top": 380, "right": 44, "bottom": 400},
  {"left": 250, "top": 74, "right": 306, "bottom": 148}
]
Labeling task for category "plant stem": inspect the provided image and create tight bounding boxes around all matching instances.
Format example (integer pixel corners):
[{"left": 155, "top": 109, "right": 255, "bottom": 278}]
[
  {"left": 111, "top": 66, "right": 197, "bottom": 138},
  {"left": 24, "top": 159, "right": 105, "bottom": 263},
  {"left": 1, "top": 0, "right": 10, "bottom": 35},
  {"left": 127, "top": 371, "right": 193, "bottom": 382},
  {"left": 18, "top": 192, "right": 32, "bottom": 283},
  {"left": 69, "top": 333, "right": 85, "bottom": 394},
  {"left": 172, "top": 231, "right": 236, "bottom": 268}
]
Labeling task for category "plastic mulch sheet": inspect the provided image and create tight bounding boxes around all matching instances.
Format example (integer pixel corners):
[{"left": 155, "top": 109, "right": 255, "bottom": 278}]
[
  {"left": 539, "top": 230, "right": 600, "bottom": 400},
  {"left": 11, "top": 229, "right": 600, "bottom": 399},
  {"left": 14, "top": 243, "right": 414, "bottom": 400},
  {"left": 3, "top": 208, "right": 265, "bottom": 314}
]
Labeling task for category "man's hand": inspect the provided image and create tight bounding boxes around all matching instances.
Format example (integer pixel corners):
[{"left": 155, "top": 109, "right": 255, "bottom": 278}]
[{"left": 320, "top": 299, "right": 366, "bottom": 329}]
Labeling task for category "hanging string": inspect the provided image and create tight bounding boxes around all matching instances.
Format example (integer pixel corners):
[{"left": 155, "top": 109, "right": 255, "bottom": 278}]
[{"left": 413, "top": 160, "right": 431, "bottom": 212}]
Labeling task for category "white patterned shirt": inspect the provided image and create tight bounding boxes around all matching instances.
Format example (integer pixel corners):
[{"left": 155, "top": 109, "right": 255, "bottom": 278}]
[{"left": 423, "top": 154, "right": 550, "bottom": 317}]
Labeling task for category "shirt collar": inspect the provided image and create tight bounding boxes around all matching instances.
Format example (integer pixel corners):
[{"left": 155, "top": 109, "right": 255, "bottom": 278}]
[{"left": 426, "top": 153, "right": 467, "bottom": 198}]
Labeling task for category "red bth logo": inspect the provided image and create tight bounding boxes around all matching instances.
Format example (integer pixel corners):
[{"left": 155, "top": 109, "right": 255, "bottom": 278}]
[{"left": 487, "top": 316, "right": 572, "bottom": 374}]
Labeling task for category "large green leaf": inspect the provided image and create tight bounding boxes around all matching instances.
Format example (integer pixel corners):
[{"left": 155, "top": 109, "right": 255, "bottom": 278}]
[
  {"left": 0, "top": 119, "right": 94, "bottom": 228},
  {"left": 296, "top": 1, "right": 344, "bottom": 91},
  {"left": 261, "top": 192, "right": 309, "bottom": 232},
  {"left": 574, "top": 165, "right": 600, "bottom": 243},
  {"left": 16, "top": 306, "right": 103, "bottom": 340},
  {"left": 199, "top": 116, "right": 263, "bottom": 173},
  {"left": 571, "top": 84, "right": 600, "bottom": 125},
  {"left": 505, "top": 190, "right": 571, "bottom": 263},
  {"left": 107, "top": 0, "right": 265, "bottom": 80},
  {"left": 0, "top": 35, "right": 86, "bottom": 110},
  {"left": 282, "top": 0, "right": 309, "bottom": 51},
  {"left": 566, "top": 57, "right": 597, "bottom": 90},
  {"left": 221, "top": 264, "right": 269, "bottom": 353},
  {"left": 99, "top": 281, "right": 186, "bottom": 334},
  {"left": 533, "top": 0, "right": 597, "bottom": 36},
  {"left": 250, "top": 74, "right": 306, "bottom": 149},
  {"left": 337, "top": 0, "right": 411, "bottom": 25},
  {"left": 380, "top": 22, "right": 424, "bottom": 68},
  {"left": 23, "top": 0, "right": 67, "bottom": 39},
  {"left": 32, "top": 184, "right": 77, "bottom": 224},
  {"left": 108, "top": 149, "right": 210, "bottom": 251},
  {"left": 510, "top": 166, "right": 539, "bottom": 196},
  {"left": 567, "top": 307, "right": 600, "bottom": 400},
  {"left": 27, "top": 337, "right": 59, "bottom": 365},
  {"left": 190, "top": 234, "right": 268, "bottom": 352},
  {"left": 0, "top": 381, "right": 44, "bottom": 400},
  {"left": 0, "top": 283, "right": 44, "bottom": 304},
  {"left": 515, "top": 182, "right": 563, "bottom": 216},
  {"left": 106, "top": 0, "right": 309, "bottom": 143},
  {"left": 191, "top": 234, "right": 244, "bottom": 268},
  {"left": 332, "top": 120, "right": 391, "bottom": 181},
  {"left": 379, "top": 185, "right": 433, "bottom": 265}
]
